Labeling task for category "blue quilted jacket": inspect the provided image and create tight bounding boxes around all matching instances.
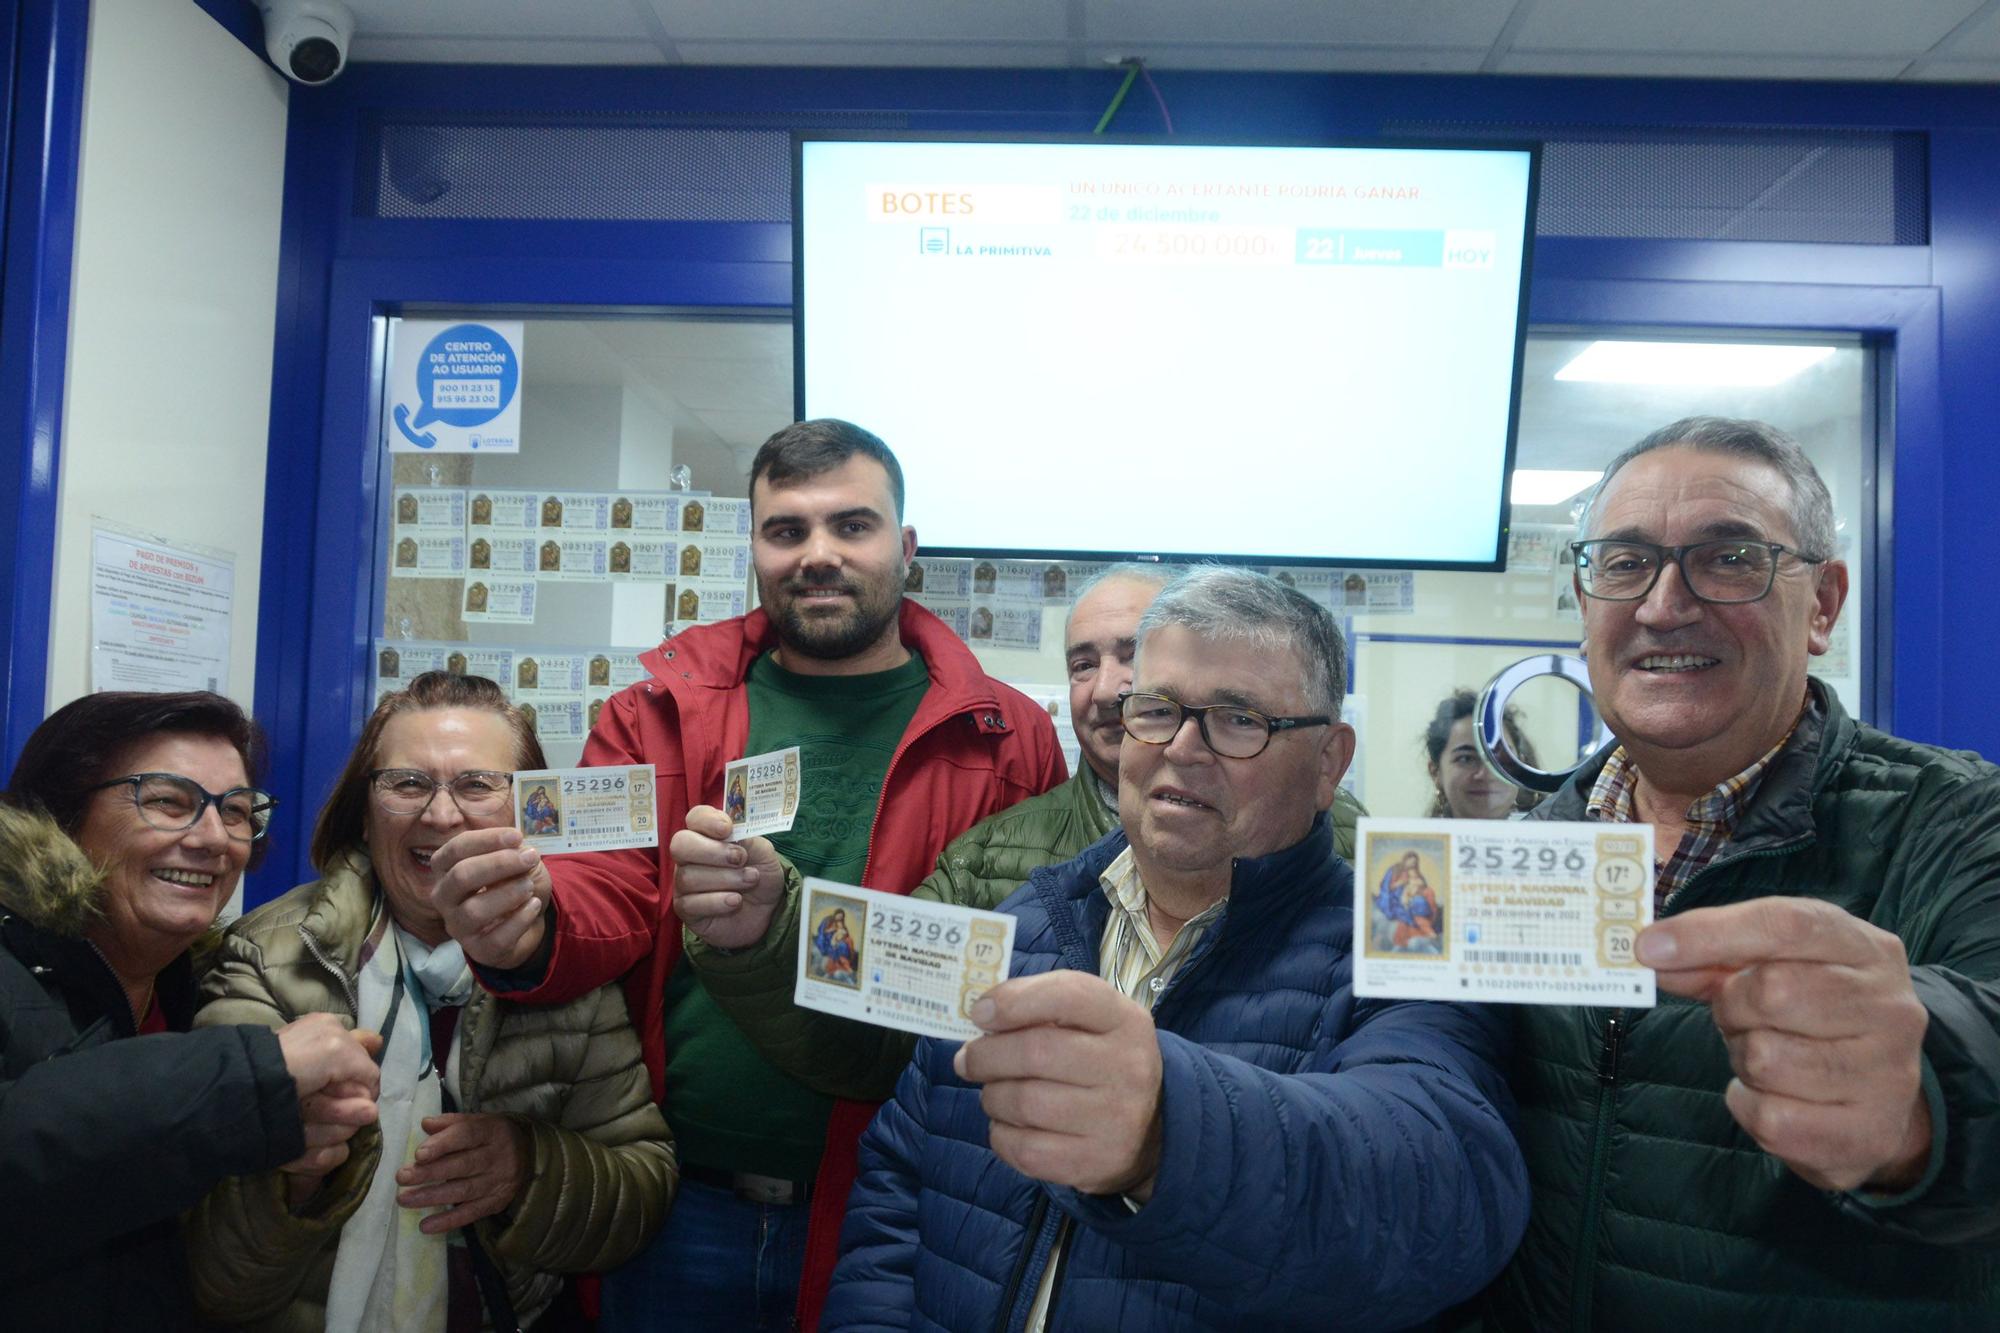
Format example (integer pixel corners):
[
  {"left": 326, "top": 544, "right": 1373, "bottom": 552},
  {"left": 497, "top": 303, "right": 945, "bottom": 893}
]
[{"left": 824, "top": 815, "right": 1530, "bottom": 1332}]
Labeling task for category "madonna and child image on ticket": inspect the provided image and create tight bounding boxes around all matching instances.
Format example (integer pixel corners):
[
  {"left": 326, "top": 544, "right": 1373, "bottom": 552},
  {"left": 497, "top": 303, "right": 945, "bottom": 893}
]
[
  {"left": 1354, "top": 817, "right": 1656, "bottom": 1007},
  {"left": 514, "top": 765, "right": 659, "bottom": 855},
  {"left": 793, "top": 879, "right": 1017, "bottom": 1042},
  {"left": 722, "top": 746, "right": 801, "bottom": 841}
]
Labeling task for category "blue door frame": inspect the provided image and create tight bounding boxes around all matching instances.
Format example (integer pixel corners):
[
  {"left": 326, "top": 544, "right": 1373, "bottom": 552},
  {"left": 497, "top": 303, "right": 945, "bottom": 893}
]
[
  {"left": 252, "top": 250, "right": 1937, "bottom": 902},
  {"left": 0, "top": 0, "right": 85, "bottom": 775},
  {"left": 5, "top": 54, "right": 1992, "bottom": 899}
]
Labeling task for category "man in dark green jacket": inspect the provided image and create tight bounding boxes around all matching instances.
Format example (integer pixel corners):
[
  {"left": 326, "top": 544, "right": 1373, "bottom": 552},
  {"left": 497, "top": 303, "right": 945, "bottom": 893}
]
[
  {"left": 675, "top": 564, "right": 1365, "bottom": 1102},
  {"left": 1491, "top": 416, "right": 2000, "bottom": 1330}
]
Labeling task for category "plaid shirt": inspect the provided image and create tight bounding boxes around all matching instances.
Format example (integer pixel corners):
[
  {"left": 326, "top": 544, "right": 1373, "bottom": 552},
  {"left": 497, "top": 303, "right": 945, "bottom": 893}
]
[
  {"left": 1096, "top": 845, "right": 1227, "bottom": 1008},
  {"left": 1586, "top": 699, "right": 1811, "bottom": 914}
]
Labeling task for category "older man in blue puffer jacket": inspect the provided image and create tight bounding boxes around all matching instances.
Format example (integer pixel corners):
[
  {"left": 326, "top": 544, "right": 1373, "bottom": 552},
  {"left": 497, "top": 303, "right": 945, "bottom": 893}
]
[{"left": 825, "top": 567, "right": 1528, "bottom": 1332}]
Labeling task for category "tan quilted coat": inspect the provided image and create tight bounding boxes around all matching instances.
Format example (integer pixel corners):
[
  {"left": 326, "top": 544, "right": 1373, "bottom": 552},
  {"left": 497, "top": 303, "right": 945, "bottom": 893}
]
[{"left": 182, "top": 850, "right": 676, "bottom": 1330}]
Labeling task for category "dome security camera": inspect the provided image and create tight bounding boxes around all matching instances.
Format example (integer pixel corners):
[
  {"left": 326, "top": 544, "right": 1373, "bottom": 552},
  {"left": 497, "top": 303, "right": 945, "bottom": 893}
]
[{"left": 258, "top": 0, "right": 354, "bottom": 85}]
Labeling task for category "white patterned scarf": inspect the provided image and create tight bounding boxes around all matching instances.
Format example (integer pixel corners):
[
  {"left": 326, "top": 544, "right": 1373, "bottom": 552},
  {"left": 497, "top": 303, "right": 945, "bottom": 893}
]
[{"left": 324, "top": 911, "right": 474, "bottom": 1333}]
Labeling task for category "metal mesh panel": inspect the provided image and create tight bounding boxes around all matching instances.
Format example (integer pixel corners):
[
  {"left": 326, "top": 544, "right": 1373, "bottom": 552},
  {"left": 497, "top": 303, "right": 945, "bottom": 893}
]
[
  {"left": 369, "top": 115, "right": 1925, "bottom": 243},
  {"left": 1389, "top": 124, "right": 1925, "bottom": 244},
  {"left": 370, "top": 120, "right": 812, "bottom": 221}
]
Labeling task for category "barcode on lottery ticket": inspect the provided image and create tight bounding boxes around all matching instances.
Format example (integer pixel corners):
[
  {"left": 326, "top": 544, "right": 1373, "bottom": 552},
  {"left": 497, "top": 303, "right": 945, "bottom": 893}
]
[
  {"left": 873, "top": 990, "right": 950, "bottom": 1016},
  {"left": 1465, "top": 949, "right": 1586, "bottom": 967}
]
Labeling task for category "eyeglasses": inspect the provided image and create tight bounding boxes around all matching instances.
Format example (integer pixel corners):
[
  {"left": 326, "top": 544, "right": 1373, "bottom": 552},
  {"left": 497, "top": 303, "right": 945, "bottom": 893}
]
[
  {"left": 367, "top": 769, "right": 514, "bottom": 817},
  {"left": 1570, "top": 538, "right": 1826, "bottom": 605},
  {"left": 88, "top": 773, "right": 276, "bottom": 841},
  {"left": 1118, "top": 691, "right": 1331, "bottom": 760}
]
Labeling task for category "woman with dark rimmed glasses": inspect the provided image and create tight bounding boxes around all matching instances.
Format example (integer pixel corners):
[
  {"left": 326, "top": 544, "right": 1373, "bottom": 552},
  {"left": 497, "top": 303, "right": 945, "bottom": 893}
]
[{"left": 0, "top": 689, "right": 380, "bottom": 1332}]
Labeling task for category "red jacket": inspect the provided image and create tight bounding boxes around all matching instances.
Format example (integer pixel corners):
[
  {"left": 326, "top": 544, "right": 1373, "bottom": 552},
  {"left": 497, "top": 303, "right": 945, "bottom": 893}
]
[{"left": 499, "top": 601, "right": 1064, "bottom": 1328}]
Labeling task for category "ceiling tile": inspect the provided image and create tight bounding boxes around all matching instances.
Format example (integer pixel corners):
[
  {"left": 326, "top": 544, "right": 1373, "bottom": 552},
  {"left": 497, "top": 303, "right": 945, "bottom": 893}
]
[
  {"left": 1138, "top": 44, "right": 1489, "bottom": 73},
  {"left": 673, "top": 40, "right": 1069, "bottom": 66},
  {"left": 651, "top": 0, "right": 1071, "bottom": 44},
  {"left": 1513, "top": 0, "right": 1983, "bottom": 58},
  {"left": 351, "top": 36, "right": 667, "bottom": 64},
  {"left": 346, "top": 0, "right": 655, "bottom": 40},
  {"left": 1088, "top": 0, "right": 1514, "bottom": 47},
  {"left": 1924, "top": 6, "right": 2000, "bottom": 56},
  {"left": 1496, "top": 51, "right": 1916, "bottom": 80}
]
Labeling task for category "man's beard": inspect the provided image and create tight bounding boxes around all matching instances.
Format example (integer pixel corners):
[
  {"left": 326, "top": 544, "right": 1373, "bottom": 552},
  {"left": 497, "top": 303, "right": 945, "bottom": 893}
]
[{"left": 766, "top": 568, "right": 904, "bottom": 662}]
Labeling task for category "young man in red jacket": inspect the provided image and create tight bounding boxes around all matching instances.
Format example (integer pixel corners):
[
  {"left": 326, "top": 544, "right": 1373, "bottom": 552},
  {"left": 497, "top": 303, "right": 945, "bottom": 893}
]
[{"left": 432, "top": 419, "right": 1064, "bottom": 1331}]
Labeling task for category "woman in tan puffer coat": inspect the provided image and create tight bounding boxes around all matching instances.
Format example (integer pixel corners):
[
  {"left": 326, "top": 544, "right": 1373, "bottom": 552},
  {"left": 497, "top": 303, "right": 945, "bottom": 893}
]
[{"left": 184, "top": 672, "right": 676, "bottom": 1331}]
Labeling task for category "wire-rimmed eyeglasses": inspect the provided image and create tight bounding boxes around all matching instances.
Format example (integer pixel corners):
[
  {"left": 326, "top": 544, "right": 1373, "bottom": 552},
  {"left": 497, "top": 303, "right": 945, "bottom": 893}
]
[{"left": 367, "top": 769, "right": 514, "bottom": 817}]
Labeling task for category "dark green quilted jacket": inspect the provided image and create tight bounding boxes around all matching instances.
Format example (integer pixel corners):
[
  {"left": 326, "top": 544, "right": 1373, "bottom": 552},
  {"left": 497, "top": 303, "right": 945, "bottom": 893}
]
[
  {"left": 1489, "top": 681, "right": 2000, "bottom": 1331},
  {"left": 690, "top": 770, "right": 1364, "bottom": 1103}
]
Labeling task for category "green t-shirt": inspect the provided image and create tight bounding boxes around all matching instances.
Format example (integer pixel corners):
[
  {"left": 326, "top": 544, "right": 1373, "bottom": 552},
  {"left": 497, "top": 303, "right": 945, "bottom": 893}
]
[{"left": 660, "top": 649, "right": 932, "bottom": 1178}]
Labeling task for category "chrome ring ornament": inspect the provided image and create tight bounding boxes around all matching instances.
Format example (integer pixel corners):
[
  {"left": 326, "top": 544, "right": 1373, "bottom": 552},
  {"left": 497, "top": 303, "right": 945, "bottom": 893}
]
[{"left": 1476, "top": 654, "right": 1614, "bottom": 794}]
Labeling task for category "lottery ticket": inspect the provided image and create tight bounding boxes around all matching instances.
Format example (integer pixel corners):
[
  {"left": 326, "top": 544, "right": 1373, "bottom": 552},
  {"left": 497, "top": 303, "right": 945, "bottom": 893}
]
[
  {"left": 794, "top": 879, "right": 1016, "bottom": 1042},
  {"left": 606, "top": 537, "right": 675, "bottom": 581},
  {"left": 675, "top": 538, "right": 751, "bottom": 582},
  {"left": 461, "top": 577, "right": 536, "bottom": 624},
  {"left": 513, "top": 764, "right": 658, "bottom": 855},
  {"left": 518, "top": 697, "right": 587, "bottom": 742},
  {"left": 467, "top": 532, "right": 538, "bottom": 575},
  {"left": 676, "top": 496, "right": 751, "bottom": 536},
  {"left": 609, "top": 492, "right": 680, "bottom": 534},
  {"left": 537, "top": 535, "right": 609, "bottom": 582},
  {"left": 967, "top": 597, "right": 1042, "bottom": 649},
  {"left": 903, "top": 557, "right": 971, "bottom": 599},
  {"left": 543, "top": 492, "right": 611, "bottom": 532},
  {"left": 466, "top": 489, "right": 542, "bottom": 532},
  {"left": 722, "top": 746, "right": 801, "bottom": 841},
  {"left": 666, "top": 577, "right": 749, "bottom": 628},
  {"left": 389, "top": 533, "right": 466, "bottom": 579},
  {"left": 392, "top": 487, "right": 466, "bottom": 531},
  {"left": 911, "top": 596, "right": 969, "bottom": 637},
  {"left": 969, "top": 559, "right": 1066, "bottom": 602},
  {"left": 1353, "top": 817, "right": 1655, "bottom": 1008},
  {"left": 513, "top": 652, "right": 589, "bottom": 697}
]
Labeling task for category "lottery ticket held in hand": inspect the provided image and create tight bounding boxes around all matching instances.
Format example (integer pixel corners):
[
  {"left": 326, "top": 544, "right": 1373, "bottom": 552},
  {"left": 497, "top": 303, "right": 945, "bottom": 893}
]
[
  {"left": 794, "top": 879, "right": 1016, "bottom": 1042},
  {"left": 723, "top": 746, "right": 801, "bottom": 842},
  {"left": 1353, "top": 817, "right": 1655, "bottom": 1008},
  {"left": 514, "top": 765, "right": 659, "bottom": 855}
]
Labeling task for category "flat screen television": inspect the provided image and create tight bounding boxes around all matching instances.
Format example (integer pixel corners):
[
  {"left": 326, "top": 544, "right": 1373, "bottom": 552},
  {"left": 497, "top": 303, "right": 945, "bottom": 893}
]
[{"left": 794, "top": 134, "right": 1538, "bottom": 570}]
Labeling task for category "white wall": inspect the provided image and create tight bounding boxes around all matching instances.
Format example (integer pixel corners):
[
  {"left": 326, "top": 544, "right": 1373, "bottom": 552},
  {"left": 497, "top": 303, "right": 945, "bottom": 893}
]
[{"left": 48, "top": 0, "right": 288, "bottom": 710}]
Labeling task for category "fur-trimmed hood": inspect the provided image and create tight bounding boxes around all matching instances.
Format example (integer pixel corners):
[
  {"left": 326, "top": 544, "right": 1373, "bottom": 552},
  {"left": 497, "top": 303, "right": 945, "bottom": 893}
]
[{"left": 0, "top": 803, "right": 106, "bottom": 939}]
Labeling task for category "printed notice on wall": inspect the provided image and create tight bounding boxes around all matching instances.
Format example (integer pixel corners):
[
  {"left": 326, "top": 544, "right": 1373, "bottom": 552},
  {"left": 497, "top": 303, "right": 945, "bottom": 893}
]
[
  {"left": 387, "top": 319, "right": 524, "bottom": 453},
  {"left": 90, "top": 527, "right": 235, "bottom": 694}
]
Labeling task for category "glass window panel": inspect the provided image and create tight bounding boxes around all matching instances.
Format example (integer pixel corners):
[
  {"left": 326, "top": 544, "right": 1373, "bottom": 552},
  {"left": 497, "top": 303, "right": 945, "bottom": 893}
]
[{"left": 367, "top": 319, "right": 1874, "bottom": 811}]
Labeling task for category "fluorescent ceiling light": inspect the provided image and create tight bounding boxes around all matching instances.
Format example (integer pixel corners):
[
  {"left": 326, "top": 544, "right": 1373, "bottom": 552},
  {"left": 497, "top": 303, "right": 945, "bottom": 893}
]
[
  {"left": 1511, "top": 469, "right": 1602, "bottom": 506},
  {"left": 1554, "top": 341, "right": 1837, "bottom": 386}
]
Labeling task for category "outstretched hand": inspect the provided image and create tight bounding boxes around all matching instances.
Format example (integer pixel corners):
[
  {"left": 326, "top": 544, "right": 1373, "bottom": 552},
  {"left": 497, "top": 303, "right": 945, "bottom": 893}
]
[
  {"left": 954, "top": 970, "right": 1165, "bottom": 1201},
  {"left": 1639, "top": 896, "right": 1931, "bottom": 1193},
  {"left": 430, "top": 827, "right": 552, "bottom": 970}
]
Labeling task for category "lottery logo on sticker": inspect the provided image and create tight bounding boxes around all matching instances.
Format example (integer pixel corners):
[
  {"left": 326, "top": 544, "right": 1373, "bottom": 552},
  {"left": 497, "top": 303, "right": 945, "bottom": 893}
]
[{"left": 1364, "top": 834, "right": 1451, "bottom": 961}]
